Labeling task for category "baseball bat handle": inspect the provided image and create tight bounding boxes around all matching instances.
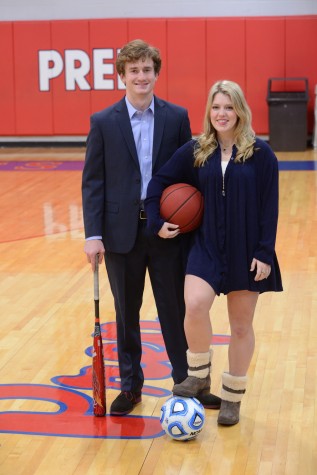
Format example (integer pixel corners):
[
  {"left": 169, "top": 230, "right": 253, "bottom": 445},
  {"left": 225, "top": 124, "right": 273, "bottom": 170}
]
[{"left": 94, "top": 254, "right": 99, "bottom": 302}]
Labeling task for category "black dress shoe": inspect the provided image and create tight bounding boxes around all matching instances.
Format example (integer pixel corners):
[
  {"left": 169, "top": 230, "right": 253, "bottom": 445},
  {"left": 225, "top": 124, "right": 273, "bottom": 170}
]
[
  {"left": 196, "top": 391, "right": 221, "bottom": 409},
  {"left": 110, "top": 391, "right": 142, "bottom": 416}
]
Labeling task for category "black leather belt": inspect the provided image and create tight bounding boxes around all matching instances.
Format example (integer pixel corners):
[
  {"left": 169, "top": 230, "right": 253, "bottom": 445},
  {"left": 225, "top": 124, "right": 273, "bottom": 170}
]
[{"left": 139, "top": 209, "right": 147, "bottom": 220}]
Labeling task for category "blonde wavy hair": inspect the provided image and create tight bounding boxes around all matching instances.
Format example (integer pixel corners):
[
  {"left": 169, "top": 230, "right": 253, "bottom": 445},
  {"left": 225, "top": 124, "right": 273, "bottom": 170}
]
[{"left": 194, "top": 80, "right": 256, "bottom": 166}]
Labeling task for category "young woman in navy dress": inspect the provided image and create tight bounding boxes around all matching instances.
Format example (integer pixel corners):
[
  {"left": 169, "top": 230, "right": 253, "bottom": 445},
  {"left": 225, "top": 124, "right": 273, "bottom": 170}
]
[{"left": 145, "top": 80, "right": 283, "bottom": 425}]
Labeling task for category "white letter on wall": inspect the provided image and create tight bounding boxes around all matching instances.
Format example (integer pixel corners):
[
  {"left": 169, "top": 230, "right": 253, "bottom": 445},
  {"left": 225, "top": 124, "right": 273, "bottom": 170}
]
[
  {"left": 38, "top": 50, "right": 63, "bottom": 92},
  {"left": 93, "top": 49, "right": 114, "bottom": 90},
  {"left": 117, "top": 48, "right": 126, "bottom": 90},
  {"left": 65, "top": 50, "right": 91, "bottom": 91}
]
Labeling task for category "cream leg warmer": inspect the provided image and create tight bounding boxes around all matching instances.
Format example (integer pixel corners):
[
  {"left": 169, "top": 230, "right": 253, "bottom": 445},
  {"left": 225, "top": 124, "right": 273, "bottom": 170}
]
[
  {"left": 187, "top": 349, "right": 212, "bottom": 379},
  {"left": 221, "top": 372, "right": 247, "bottom": 402}
]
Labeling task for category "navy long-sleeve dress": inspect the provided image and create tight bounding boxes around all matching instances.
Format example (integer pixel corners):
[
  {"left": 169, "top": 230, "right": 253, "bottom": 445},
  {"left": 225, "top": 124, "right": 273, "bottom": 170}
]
[{"left": 145, "top": 138, "right": 283, "bottom": 295}]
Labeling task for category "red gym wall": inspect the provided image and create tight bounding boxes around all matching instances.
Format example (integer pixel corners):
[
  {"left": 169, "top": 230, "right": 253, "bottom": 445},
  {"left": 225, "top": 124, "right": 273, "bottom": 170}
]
[{"left": 0, "top": 16, "right": 316, "bottom": 138}]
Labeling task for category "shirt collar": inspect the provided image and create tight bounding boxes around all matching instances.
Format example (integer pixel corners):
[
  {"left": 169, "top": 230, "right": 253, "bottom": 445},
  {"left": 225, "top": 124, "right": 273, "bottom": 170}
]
[{"left": 125, "top": 96, "right": 155, "bottom": 119}]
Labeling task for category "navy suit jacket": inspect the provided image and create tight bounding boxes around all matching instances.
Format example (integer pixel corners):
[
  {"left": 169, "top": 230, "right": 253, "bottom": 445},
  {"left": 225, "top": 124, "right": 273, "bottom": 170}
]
[{"left": 82, "top": 96, "right": 191, "bottom": 253}]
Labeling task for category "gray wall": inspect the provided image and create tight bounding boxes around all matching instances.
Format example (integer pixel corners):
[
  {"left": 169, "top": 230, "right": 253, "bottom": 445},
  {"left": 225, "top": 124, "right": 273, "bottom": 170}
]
[{"left": 1, "top": 0, "right": 317, "bottom": 21}]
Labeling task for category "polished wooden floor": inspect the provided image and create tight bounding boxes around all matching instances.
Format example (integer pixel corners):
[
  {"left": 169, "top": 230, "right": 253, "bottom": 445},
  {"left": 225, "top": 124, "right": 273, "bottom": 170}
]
[{"left": 0, "top": 146, "right": 316, "bottom": 475}]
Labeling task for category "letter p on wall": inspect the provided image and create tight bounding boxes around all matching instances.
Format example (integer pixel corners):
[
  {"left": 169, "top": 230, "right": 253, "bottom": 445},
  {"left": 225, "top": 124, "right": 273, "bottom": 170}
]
[{"left": 39, "top": 50, "right": 63, "bottom": 91}]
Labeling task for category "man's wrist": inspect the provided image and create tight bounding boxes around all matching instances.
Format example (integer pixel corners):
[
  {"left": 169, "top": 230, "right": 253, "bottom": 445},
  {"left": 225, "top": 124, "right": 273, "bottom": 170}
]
[{"left": 86, "top": 236, "right": 102, "bottom": 241}]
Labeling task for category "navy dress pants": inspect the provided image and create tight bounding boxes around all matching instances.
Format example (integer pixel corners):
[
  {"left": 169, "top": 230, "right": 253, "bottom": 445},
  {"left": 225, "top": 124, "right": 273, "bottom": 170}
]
[{"left": 104, "top": 220, "right": 189, "bottom": 392}]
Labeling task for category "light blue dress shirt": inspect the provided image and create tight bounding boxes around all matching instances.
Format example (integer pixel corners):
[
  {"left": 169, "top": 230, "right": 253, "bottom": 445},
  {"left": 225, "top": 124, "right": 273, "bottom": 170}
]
[{"left": 125, "top": 96, "right": 154, "bottom": 201}]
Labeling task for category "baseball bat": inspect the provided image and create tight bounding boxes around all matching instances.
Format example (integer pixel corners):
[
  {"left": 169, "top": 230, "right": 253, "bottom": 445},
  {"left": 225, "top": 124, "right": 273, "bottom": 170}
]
[{"left": 92, "top": 254, "right": 106, "bottom": 416}]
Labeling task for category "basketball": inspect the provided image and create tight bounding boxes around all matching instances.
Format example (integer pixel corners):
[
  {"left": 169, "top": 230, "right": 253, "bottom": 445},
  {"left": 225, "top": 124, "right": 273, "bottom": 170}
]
[{"left": 160, "top": 183, "right": 204, "bottom": 233}]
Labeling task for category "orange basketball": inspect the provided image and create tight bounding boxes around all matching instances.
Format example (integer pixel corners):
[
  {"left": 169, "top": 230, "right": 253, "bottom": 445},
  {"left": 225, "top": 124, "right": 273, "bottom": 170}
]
[{"left": 160, "top": 183, "right": 204, "bottom": 233}]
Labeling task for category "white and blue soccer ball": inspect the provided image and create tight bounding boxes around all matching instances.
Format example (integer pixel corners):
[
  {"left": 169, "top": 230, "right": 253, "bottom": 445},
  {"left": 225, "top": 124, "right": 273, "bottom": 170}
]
[{"left": 160, "top": 396, "right": 205, "bottom": 441}]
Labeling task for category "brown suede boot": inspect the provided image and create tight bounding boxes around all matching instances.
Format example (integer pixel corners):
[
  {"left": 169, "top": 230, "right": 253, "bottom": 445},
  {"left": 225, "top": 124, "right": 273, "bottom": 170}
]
[
  {"left": 173, "top": 350, "right": 211, "bottom": 398},
  {"left": 217, "top": 373, "right": 247, "bottom": 426},
  {"left": 173, "top": 376, "right": 208, "bottom": 397},
  {"left": 196, "top": 375, "right": 221, "bottom": 409}
]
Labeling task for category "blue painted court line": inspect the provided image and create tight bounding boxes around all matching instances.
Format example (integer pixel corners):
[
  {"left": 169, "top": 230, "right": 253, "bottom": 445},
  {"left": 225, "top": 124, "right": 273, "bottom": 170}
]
[
  {"left": 0, "top": 161, "right": 84, "bottom": 171},
  {"left": 278, "top": 161, "right": 317, "bottom": 171},
  {"left": 0, "top": 160, "right": 316, "bottom": 171}
]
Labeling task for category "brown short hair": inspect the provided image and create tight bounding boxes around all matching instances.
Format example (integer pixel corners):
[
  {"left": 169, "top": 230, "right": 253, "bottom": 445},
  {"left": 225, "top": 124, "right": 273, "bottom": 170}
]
[{"left": 116, "top": 39, "right": 162, "bottom": 76}]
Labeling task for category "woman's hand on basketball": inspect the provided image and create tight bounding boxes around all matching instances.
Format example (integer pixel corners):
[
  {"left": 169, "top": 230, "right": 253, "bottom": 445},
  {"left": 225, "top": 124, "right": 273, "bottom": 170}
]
[{"left": 158, "top": 222, "right": 180, "bottom": 239}]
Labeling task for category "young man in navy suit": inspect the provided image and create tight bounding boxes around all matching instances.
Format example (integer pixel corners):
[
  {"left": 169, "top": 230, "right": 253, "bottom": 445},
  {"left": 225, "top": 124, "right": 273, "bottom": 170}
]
[{"left": 82, "top": 39, "right": 221, "bottom": 415}]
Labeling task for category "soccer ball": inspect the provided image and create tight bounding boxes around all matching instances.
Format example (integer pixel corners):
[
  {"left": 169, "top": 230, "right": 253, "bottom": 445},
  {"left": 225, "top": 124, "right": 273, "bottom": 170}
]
[{"left": 160, "top": 396, "right": 205, "bottom": 441}]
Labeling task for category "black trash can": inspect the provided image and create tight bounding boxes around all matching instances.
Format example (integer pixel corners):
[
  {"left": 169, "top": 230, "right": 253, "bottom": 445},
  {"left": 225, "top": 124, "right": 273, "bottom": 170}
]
[{"left": 267, "top": 77, "right": 309, "bottom": 151}]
